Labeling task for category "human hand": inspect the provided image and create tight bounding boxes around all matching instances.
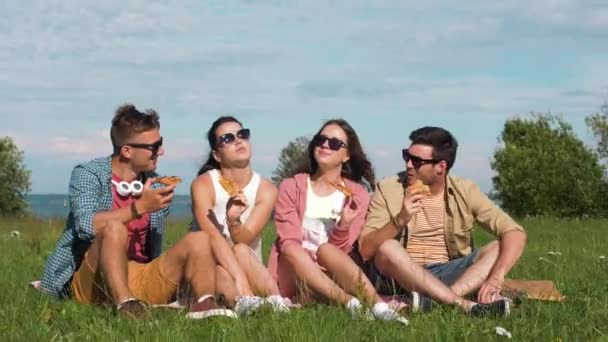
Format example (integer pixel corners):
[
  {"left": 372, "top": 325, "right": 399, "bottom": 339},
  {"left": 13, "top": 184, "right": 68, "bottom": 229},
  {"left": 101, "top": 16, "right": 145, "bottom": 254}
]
[
  {"left": 395, "top": 190, "right": 426, "bottom": 227},
  {"left": 226, "top": 191, "right": 248, "bottom": 222},
  {"left": 337, "top": 196, "right": 359, "bottom": 230},
  {"left": 136, "top": 178, "right": 175, "bottom": 213},
  {"left": 477, "top": 274, "right": 505, "bottom": 304}
]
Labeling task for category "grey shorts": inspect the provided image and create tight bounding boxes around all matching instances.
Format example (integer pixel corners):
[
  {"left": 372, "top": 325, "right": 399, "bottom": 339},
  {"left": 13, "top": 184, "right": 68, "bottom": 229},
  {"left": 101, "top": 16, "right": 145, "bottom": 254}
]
[{"left": 362, "top": 250, "right": 479, "bottom": 296}]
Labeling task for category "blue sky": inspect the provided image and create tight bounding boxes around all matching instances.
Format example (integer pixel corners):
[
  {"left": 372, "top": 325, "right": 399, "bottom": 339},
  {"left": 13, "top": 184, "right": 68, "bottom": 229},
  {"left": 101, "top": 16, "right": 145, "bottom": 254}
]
[{"left": 1, "top": 0, "right": 607, "bottom": 194}]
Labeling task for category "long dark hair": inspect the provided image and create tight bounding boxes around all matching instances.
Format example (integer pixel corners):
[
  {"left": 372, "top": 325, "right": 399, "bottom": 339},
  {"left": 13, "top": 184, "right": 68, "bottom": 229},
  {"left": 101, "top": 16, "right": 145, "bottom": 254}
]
[
  {"left": 197, "top": 116, "right": 242, "bottom": 176},
  {"left": 297, "top": 119, "right": 375, "bottom": 190}
]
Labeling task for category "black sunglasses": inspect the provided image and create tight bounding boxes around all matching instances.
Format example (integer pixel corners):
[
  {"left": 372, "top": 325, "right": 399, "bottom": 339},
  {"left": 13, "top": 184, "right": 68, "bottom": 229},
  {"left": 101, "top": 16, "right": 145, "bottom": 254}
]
[
  {"left": 125, "top": 137, "right": 163, "bottom": 155},
  {"left": 402, "top": 149, "right": 439, "bottom": 169},
  {"left": 217, "top": 128, "right": 250, "bottom": 147},
  {"left": 312, "top": 134, "right": 348, "bottom": 151}
]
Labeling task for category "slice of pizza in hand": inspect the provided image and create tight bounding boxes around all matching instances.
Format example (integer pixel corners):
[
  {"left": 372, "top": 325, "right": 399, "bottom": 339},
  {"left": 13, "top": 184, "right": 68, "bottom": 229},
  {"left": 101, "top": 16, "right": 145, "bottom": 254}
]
[
  {"left": 407, "top": 179, "right": 431, "bottom": 196},
  {"left": 156, "top": 176, "right": 182, "bottom": 186},
  {"left": 219, "top": 175, "right": 240, "bottom": 197},
  {"left": 331, "top": 182, "right": 353, "bottom": 197}
]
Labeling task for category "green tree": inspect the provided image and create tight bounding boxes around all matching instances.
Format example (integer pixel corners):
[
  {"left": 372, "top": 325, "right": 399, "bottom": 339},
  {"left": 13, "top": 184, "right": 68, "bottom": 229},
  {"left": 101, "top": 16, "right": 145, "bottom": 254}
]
[
  {"left": 0, "top": 136, "right": 31, "bottom": 216},
  {"left": 586, "top": 102, "right": 608, "bottom": 160},
  {"left": 271, "top": 136, "right": 310, "bottom": 185},
  {"left": 491, "top": 114, "right": 606, "bottom": 217}
]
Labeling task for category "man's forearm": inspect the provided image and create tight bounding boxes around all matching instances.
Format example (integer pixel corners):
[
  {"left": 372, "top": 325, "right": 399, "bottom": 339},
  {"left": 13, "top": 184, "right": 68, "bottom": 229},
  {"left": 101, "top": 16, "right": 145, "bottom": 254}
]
[
  {"left": 491, "top": 230, "right": 527, "bottom": 278},
  {"left": 360, "top": 220, "right": 404, "bottom": 260}
]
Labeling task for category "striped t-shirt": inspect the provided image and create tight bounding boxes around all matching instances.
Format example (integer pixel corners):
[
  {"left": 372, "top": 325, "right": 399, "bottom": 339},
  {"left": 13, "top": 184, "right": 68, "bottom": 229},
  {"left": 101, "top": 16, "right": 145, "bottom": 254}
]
[{"left": 405, "top": 192, "right": 449, "bottom": 265}]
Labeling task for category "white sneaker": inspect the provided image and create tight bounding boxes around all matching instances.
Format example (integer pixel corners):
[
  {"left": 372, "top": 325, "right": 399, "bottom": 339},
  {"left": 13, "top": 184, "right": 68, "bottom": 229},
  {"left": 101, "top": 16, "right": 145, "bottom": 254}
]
[
  {"left": 372, "top": 302, "right": 409, "bottom": 326},
  {"left": 234, "top": 296, "right": 264, "bottom": 316},
  {"left": 264, "top": 295, "right": 290, "bottom": 313},
  {"left": 346, "top": 297, "right": 373, "bottom": 320}
]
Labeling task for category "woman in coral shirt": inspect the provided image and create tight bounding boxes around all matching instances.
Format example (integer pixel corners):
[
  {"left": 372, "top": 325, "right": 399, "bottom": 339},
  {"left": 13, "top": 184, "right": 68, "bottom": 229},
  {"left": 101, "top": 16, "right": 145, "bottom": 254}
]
[{"left": 268, "top": 119, "right": 407, "bottom": 324}]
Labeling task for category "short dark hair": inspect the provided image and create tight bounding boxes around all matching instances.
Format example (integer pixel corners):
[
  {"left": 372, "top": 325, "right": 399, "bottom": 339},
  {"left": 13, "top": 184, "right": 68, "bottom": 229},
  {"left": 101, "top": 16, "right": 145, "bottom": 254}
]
[
  {"left": 110, "top": 104, "right": 160, "bottom": 154},
  {"left": 409, "top": 126, "right": 458, "bottom": 170}
]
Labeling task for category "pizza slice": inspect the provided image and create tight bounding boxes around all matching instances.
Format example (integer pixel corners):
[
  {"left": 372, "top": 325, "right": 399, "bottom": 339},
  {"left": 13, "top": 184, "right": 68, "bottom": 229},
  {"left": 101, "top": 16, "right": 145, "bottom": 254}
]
[
  {"left": 406, "top": 179, "right": 431, "bottom": 196},
  {"left": 156, "top": 176, "right": 182, "bottom": 186},
  {"left": 331, "top": 182, "right": 353, "bottom": 197},
  {"left": 219, "top": 175, "right": 240, "bottom": 197}
]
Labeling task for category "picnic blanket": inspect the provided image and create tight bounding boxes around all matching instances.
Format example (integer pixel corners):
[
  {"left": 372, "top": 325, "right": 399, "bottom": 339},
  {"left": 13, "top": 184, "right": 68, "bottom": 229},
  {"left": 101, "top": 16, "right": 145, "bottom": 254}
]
[{"left": 503, "top": 279, "right": 566, "bottom": 302}]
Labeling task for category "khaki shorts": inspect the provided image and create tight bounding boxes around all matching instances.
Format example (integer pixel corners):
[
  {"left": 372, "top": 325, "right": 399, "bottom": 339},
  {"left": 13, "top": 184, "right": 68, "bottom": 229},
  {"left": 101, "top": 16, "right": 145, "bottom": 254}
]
[{"left": 71, "top": 251, "right": 178, "bottom": 305}]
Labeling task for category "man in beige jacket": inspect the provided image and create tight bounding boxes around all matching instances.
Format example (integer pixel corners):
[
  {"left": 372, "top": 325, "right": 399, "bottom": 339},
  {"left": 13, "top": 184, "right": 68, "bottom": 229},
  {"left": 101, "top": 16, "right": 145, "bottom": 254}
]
[{"left": 358, "top": 127, "right": 526, "bottom": 317}]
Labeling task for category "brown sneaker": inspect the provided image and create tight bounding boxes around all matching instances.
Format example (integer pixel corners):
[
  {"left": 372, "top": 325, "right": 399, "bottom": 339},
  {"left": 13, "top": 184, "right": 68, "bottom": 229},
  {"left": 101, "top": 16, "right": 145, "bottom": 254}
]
[
  {"left": 186, "top": 295, "right": 237, "bottom": 319},
  {"left": 117, "top": 299, "right": 150, "bottom": 320}
]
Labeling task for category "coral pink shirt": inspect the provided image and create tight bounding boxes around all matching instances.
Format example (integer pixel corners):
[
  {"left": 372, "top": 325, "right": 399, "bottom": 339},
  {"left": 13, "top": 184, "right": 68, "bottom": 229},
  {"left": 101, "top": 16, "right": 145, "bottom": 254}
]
[
  {"left": 268, "top": 173, "right": 371, "bottom": 298},
  {"left": 111, "top": 174, "right": 151, "bottom": 263}
]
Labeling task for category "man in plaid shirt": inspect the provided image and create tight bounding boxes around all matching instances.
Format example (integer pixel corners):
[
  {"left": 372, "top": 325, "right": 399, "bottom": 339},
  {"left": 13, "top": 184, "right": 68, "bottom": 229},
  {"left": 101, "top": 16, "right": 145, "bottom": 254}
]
[{"left": 41, "top": 104, "right": 235, "bottom": 319}]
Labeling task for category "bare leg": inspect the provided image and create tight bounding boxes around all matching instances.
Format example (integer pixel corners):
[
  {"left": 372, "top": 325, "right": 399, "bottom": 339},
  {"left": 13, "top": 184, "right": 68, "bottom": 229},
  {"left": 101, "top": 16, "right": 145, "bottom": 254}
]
[
  {"left": 232, "top": 243, "right": 280, "bottom": 297},
  {"left": 282, "top": 244, "right": 352, "bottom": 305},
  {"left": 374, "top": 239, "right": 474, "bottom": 311},
  {"left": 216, "top": 265, "right": 239, "bottom": 306},
  {"left": 160, "top": 231, "right": 217, "bottom": 299},
  {"left": 316, "top": 243, "right": 381, "bottom": 305},
  {"left": 450, "top": 241, "right": 500, "bottom": 297},
  {"left": 96, "top": 220, "right": 132, "bottom": 304}
]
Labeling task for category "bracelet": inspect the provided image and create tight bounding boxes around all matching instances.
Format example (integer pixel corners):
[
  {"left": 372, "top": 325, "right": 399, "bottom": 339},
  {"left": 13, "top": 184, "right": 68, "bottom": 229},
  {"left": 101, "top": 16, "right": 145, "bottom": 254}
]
[{"left": 131, "top": 202, "right": 142, "bottom": 219}]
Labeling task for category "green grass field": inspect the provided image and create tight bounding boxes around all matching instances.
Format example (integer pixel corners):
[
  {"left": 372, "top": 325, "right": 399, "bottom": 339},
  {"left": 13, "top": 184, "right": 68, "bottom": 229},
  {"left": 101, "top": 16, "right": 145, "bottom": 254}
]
[{"left": 1, "top": 216, "right": 607, "bottom": 341}]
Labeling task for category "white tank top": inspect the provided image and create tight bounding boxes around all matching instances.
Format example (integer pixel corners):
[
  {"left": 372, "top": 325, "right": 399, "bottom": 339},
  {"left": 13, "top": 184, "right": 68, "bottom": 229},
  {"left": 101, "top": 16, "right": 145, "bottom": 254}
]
[{"left": 208, "top": 169, "right": 262, "bottom": 260}]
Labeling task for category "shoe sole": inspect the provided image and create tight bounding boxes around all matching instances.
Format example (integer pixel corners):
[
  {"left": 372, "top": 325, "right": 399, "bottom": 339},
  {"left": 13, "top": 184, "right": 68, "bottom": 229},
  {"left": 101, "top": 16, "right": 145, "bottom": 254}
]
[{"left": 186, "top": 309, "right": 238, "bottom": 319}]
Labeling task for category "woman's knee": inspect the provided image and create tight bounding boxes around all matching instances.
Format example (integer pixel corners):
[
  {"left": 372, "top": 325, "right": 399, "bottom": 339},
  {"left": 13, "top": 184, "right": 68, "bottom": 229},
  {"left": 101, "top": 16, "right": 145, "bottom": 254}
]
[{"left": 232, "top": 243, "right": 252, "bottom": 260}]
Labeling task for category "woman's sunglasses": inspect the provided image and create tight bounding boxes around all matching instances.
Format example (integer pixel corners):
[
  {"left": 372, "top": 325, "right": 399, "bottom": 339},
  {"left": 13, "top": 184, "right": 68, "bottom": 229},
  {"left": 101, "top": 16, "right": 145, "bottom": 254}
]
[
  {"left": 312, "top": 134, "right": 348, "bottom": 151},
  {"left": 217, "top": 128, "right": 251, "bottom": 147},
  {"left": 125, "top": 137, "right": 163, "bottom": 155},
  {"left": 402, "top": 149, "right": 439, "bottom": 169}
]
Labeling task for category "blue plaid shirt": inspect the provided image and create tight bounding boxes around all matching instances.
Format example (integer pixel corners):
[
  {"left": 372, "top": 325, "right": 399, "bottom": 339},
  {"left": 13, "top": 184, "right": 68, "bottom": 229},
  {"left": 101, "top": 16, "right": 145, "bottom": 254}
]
[{"left": 40, "top": 156, "right": 170, "bottom": 298}]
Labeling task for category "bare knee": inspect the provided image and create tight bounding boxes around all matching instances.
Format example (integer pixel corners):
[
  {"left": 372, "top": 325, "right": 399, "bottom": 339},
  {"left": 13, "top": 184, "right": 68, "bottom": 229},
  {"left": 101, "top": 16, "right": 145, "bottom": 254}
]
[
  {"left": 99, "top": 219, "right": 128, "bottom": 243},
  {"left": 315, "top": 243, "right": 335, "bottom": 263},
  {"left": 375, "top": 239, "right": 410, "bottom": 272},
  {"left": 182, "top": 231, "right": 211, "bottom": 252},
  {"left": 232, "top": 243, "right": 253, "bottom": 262},
  {"left": 477, "top": 240, "right": 499, "bottom": 261},
  {"left": 281, "top": 244, "right": 301, "bottom": 262}
]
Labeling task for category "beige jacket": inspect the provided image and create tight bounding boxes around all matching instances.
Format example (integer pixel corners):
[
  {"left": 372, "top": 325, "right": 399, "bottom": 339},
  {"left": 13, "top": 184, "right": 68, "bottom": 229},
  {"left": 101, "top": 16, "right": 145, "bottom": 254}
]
[{"left": 360, "top": 173, "right": 525, "bottom": 259}]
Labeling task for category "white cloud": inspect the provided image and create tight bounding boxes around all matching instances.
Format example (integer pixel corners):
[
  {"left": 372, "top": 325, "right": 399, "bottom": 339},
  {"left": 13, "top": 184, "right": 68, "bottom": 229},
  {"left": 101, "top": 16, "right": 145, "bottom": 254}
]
[{"left": 1, "top": 0, "right": 608, "bottom": 193}]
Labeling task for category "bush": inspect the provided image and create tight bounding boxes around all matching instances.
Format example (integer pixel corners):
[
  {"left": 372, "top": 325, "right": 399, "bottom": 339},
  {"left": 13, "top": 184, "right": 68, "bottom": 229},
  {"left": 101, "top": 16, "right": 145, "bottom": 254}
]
[
  {"left": 271, "top": 136, "right": 310, "bottom": 186},
  {"left": 586, "top": 102, "right": 608, "bottom": 160},
  {"left": 491, "top": 114, "right": 607, "bottom": 217},
  {"left": 0, "top": 136, "right": 31, "bottom": 216}
]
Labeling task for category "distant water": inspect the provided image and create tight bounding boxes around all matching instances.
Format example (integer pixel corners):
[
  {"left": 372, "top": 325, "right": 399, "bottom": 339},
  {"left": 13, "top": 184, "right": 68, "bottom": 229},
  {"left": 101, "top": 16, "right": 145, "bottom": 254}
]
[{"left": 26, "top": 194, "right": 192, "bottom": 219}]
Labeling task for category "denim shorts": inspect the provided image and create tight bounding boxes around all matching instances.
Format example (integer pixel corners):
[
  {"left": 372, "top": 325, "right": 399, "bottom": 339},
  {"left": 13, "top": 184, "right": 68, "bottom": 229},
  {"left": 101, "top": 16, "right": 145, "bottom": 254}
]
[{"left": 362, "top": 250, "right": 479, "bottom": 296}]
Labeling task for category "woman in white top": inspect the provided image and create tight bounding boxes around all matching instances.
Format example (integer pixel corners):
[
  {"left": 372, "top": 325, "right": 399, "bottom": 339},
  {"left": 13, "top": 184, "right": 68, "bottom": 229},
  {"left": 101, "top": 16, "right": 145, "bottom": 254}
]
[{"left": 191, "top": 116, "right": 288, "bottom": 315}]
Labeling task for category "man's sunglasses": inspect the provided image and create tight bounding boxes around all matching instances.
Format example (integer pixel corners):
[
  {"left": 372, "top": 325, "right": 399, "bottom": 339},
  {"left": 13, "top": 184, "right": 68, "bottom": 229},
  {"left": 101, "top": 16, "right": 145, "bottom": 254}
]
[
  {"left": 402, "top": 149, "right": 440, "bottom": 169},
  {"left": 217, "top": 128, "right": 251, "bottom": 147},
  {"left": 312, "top": 134, "right": 348, "bottom": 151},
  {"left": 125, "top": 137, "right": 163, "bottom": 155}
]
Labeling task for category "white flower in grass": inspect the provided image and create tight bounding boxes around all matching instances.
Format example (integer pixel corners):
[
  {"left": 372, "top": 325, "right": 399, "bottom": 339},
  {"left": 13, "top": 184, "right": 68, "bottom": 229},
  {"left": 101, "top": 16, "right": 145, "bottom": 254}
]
[
  {"left": 538, "top": 257, "right": 556, "bottom": 264},
  {"left": 495, "top": 326, "right": 512, "bottom": 338},
  {"left": 600, "top": 256, "right": 606, "bottom": 260},
  {"left": 10, "top": 230, "right": 21, "bottom": 238},
  {"left": 547, "top": 251, "right": 562, "bottom": 256}
]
